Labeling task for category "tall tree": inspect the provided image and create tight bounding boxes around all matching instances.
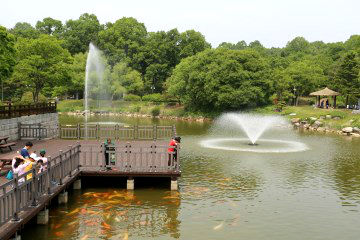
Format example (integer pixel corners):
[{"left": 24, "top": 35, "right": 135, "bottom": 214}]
[
  {"left": 97, "top": 17, "right": 147, "bottom": 66},
  {"left": 111, "top": 61, "right": 144, "bottom": 96},
  {"left": 10, "top": 22, "right": 39, "bottom": 39},
  {"left": 178, "top": 30, "right": 211, "bottom": 58},
  {"left": 11, "top": 35, "right": 72, "bottom": 101},
  {"left": 36, "top": 17, "right": 63, "bottom": 36},
  {"left": 335, "top": 51, "right": 359, "bottom": 105},
  {"left": 167, "top": 48, "right": 271, "bottom": 111},
  {"left": 0, "top": 26, "right": 16, "bottom": 101},
  {"left": 62, "top": 13, "right": 102, "bottom": 54}
]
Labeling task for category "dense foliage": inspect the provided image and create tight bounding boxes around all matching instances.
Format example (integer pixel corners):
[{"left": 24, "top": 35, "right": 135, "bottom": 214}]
[{"left": 0, "top": 14, "right": 359, "bottom": 112}]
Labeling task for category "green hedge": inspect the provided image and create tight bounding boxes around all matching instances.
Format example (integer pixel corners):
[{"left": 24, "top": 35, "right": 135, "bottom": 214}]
[
  {"left": 124, "top": 94, "right": 141, "bottom": 101},
  {"left": 142, "top": 93, "right": 165, "bottom": 102}
]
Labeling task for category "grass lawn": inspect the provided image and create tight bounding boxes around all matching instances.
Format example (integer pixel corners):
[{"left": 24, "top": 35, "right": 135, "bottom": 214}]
[
  {"left": 56, "top": 100, "right": 212, "bottom": 118},
  {"left": 255, "top": 105, "right": 360, "bottom": 129}
]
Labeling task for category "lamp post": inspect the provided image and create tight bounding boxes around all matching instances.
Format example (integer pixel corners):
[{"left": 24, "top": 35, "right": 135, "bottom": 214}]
[
  {"left": 151, "top": 85, "right": 155, "bottom": 93},
  {"left": 293, "top": 87, "right": 297, "bottom": 106}
]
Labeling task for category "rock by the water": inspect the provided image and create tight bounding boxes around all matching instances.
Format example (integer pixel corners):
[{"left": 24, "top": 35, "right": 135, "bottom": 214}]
[
  {"left": 289, "top": 113, "right": 297, "bottom": 116},
  {"left": 333, "top": 116, "right": 341, "bottom": 120},
  {"left": 342, "top": 127, "right": 353, "bottom": 133},
  {"left": 353, "top": 127, "right": 360, "bottom": 133},
  {"left": 309, "top": 117, "right": 317, "bottom": 121},
  {"left": 326, "top": 115, "right": 332, "bottom": 119},
  {"left": 313, "top": 120, "right": 323, "bottom": 127},
  {"left": 291, "top": 118, "right": 300, "bottom": 124}
]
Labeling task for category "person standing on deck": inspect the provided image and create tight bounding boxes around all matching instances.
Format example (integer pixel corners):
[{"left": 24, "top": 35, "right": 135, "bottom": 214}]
[
  {"left": 20, "top": 142, "right": 33, "bottom": 159},
  {"left": 168, "top": 136, "right": 181, "bottom": 166},
  {"left": 104, "top": 138, "right": 114, "bottom": 170}
]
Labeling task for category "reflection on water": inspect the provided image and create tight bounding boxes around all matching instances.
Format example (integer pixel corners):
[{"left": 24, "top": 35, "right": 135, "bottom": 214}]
[{"left": 21, "top": 115, "right": 360, "bottom": 240}]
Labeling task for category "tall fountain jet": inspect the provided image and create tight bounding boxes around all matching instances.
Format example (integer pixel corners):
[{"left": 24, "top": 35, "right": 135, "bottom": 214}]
[{"left": 84, "top": 43, "right": 109, "bottom": 138}]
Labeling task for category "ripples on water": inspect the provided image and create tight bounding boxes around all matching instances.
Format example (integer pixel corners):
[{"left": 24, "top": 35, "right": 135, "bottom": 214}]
[{"left": 21, "top": 116, "right": 360, "bottom": 240}]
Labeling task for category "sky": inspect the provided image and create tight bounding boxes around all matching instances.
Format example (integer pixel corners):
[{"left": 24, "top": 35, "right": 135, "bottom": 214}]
[{"left": 2, "top": 0, "right": 360, "bottom": 48}]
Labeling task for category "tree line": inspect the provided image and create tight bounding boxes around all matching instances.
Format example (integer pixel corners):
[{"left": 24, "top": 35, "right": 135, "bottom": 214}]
[{"left": 0, "top": 13, "right": 359, "bottom": 112}]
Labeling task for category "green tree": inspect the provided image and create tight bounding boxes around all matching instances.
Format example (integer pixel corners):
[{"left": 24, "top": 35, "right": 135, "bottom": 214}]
[
  {"left": 178, "top": 30, "right": 211, "bottom": 58},
  {"left": 111, "top": 61, "right": 143, "bottom": 96},
  {"left": 335, "top": 51, "right": 360, "bottom": 105},
  {"left": 97, "top": 17, "right": 147, "bottom": 66},
  {"left": 10, "top": 22, "right": 39, "bottom": 39},
  {"left": 69, "top": 52, "right": 87, "bottom": 99},
  {"left": 36, "top": 17, "right": 63, "bottom": 36},
  {"left": 62, "top": 13, "right": 102, "bottom": 54},
  {"left": 11, "top": 35, "right": 72, "bottom": 102},
  {"left": 0, "top": 26, "right": 16, "bottom": 101},
  {"left": 167, "top": 48, "right": 271, "bottom": 111},
  {"left": 285, "top": 59, "right": 327, "bottom": 105}
]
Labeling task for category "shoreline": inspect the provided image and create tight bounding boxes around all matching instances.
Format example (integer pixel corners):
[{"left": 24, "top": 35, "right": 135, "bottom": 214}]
[
  {"left": 60, "top": 109, "right": 360, "bottom": 138},
  {"left": 59, "top": 111, "right": 212, "bottom": 123}
]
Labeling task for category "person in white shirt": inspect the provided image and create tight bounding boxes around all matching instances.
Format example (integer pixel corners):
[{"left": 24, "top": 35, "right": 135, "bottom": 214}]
[{"left": 12, "top": 157, "right": 31, "bottom": 183}]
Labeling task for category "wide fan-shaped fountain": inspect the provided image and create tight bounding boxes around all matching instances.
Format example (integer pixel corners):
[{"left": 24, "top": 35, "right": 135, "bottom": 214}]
[
  {"left": 226, "top": 113, "right": 280, "bottom": 145},
  {"left": 200, "top": 113, "right": 308, "bottom": 153}
]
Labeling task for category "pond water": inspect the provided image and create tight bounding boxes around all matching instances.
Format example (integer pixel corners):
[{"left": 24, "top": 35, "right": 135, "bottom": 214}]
[{"left": 22, "top": 114, "right": 360, "bottom": 240}]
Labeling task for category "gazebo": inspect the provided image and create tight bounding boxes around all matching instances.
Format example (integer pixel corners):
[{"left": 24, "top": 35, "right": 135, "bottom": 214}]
[{"left": 310, "top": 87, "right": 340, "bottom": 108}]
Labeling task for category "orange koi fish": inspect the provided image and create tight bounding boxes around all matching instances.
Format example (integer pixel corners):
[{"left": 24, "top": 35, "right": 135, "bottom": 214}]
[
  {"left": 54, "top": 231, "right": 64, "bottom": 237},
  {"left": 80, "top": 235, "right": 89, "bottom": 240},
  {"left": 101, "top": 222, "right": 111, "bottom": 230}
]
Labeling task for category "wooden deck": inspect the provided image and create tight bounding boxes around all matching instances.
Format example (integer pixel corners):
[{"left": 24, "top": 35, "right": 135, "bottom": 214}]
[{"left": 0, "top": 138, "right": 180, "bottom": 239}]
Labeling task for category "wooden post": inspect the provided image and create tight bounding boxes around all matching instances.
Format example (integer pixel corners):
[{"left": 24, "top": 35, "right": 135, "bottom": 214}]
[
  {"left": 47, "top": 157, "right": 52, "bottom": 194},
  {"left": 334, "top": 96, "right": 337, "bottom": 108},
  {"left": 77, "top": 123, "right": 80, "bottom": 139},
  {"left": 68, "top": 145, "right": 73, "bottom": 177},
  {"left": 153, "top": 125, "right": 157, "bottom": 140},
  {"left": 12, "top": 173, "right": 20, "bottom": 222},
  {"left": 31, "top": 165, "right": 39, "bottom": 207},
  {"left": 59, "top": 150, "right": 63, "bottom": 185}
]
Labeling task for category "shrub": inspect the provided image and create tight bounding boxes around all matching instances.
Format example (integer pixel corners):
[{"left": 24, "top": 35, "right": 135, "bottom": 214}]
[
  {"left": 124, "top": 94, "right": 141, "bottom": 102},
  {"left": 21, "top": 92, "right": 47, "bottom": 104},
  {"left": 129, "top": 105, "right": 141, "bottom": 113},
  {"left": 142, "top": 93, "right": 165, "bottom": 102},
  {"left": 151, "top": 107, "right": 160, "bottom": 117}
]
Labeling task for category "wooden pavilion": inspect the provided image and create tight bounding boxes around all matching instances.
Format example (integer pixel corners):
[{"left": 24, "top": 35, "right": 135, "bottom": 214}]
[{"left": 310, "top": 87, "right": 340, "bottom": 108}]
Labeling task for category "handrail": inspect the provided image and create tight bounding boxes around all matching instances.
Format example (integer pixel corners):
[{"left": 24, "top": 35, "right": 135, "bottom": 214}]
[
  {"left": 59, "top": 124, "right": 176, "bottom": 140},
  {"left": 0, "top": 143, "right": 81, "bottom": 226},
  {"left": 0, "top": 102, "right": 57, "bottom": 119}
]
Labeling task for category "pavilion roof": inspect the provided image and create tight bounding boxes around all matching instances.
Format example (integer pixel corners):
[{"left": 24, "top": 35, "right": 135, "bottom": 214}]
[{"left": 309, "top": 87, "right": 340, "bottom": 96}]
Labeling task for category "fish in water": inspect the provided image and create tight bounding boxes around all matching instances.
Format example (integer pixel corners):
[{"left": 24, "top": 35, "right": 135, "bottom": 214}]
[
  {"left": 115, "top": 217, "right": 121, "bottom": 222},
  {"left": 54, "top": 231, "right": 64, "bottom": 237},
  {"left": 123, "top": 232, "right": 129, "bottom": 240},
  {"left": 80, "top": 235, "right": 89, "bottom": 240},
  {"left": 101, "top": 221, "right": 111, "bottom": 230},
  {"left": 67, "top": 209, "right": 80, "bottom": 216},
  {"left": 213, "top": 222, "right": 224, "bottom": 230}
]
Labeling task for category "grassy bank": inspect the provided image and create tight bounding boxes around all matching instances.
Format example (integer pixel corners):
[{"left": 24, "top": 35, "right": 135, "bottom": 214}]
[
  {"left": 255, "top": 105, "right": 360, "bottom": 129},
  {"left": 57, "top": 100, "right": 217, "bottom": 118}
]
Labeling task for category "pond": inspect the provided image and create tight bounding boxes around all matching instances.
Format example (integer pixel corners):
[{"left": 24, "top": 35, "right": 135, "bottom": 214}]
[{"left": 22, "top": 114, "right": 360, "bottom": 240}]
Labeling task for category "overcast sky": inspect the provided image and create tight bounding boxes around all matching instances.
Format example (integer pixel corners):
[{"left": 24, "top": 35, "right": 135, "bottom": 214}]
[{"left": 2, "top": 0, "right": 359, "bottom": 48}]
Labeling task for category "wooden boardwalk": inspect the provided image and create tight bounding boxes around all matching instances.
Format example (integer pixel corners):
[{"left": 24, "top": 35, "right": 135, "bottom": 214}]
[{"left": 0, "top": 139, "right": 180, "bottom": 239}]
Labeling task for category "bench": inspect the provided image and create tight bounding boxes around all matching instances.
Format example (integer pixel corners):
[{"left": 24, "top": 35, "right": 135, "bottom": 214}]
[
  {"left": 0, "top": 142, "right": 16, "bottom": 153},
  {"left": 0, "top": 159, "right": 12, "bottom": 175}
]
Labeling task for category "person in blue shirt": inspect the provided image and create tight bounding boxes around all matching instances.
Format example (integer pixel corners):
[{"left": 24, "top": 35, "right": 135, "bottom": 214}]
[{"left": 20, "top": 142, "right": 33, "bottom": 159}]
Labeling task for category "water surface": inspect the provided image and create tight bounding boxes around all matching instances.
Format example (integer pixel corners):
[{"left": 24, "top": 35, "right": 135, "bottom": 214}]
[{"left": 22, "top": 115, "right": 360, "bottom": 240}]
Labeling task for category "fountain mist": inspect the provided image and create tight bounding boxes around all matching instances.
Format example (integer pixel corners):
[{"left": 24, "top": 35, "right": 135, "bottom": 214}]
[
  {"left": 220, "top": 113, "right": 285, "bottom": 144},
  {"left": 84, "top": 43, "right": 108, "bottom": 138}
]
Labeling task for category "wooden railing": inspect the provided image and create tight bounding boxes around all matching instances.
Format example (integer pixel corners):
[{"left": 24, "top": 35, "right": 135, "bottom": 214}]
[
  {"left": 60, "top": 124, "right": 176, "bottom": 140},
  {"left": 80, "top": 142, "right": 180, "bottom": 173},
  {"left": 19, "top": 123, "right": 59, "bottom": 140},
  {"left": 0, "top": 144, "right": 80, "bottom": 226},
  {"left": 0, "top": 102, "right": 57, "bottom": 119}
]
